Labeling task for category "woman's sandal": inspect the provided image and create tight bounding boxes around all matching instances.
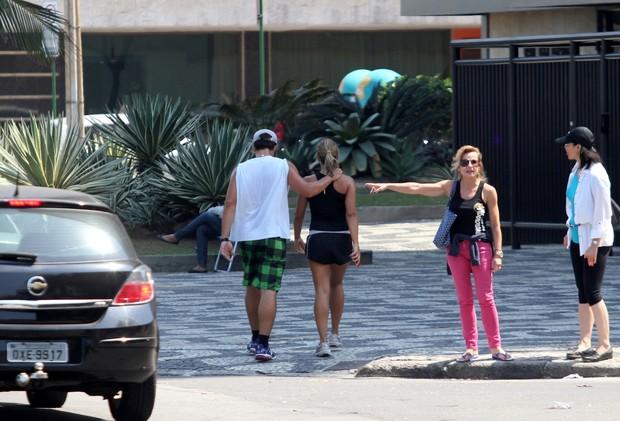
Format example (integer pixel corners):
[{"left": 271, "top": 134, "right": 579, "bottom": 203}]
[
  {"left": 456, "top": 351, "right": 479, "bottom": 363},
  {"left": 157, "top": 234, "right": 179, "bottom": 245},
  {"left": 492, "top": 351, "right": 514, "bottom": 361}
]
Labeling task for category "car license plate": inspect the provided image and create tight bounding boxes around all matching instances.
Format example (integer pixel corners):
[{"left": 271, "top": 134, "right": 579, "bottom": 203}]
[{"left": 7, "top": 342, "right": 68, "bottom": 363}]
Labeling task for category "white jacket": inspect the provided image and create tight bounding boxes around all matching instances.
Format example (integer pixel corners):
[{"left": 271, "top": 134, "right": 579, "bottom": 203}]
[{"left": 565, "top": 162, "right": 614, "bottom": 255}]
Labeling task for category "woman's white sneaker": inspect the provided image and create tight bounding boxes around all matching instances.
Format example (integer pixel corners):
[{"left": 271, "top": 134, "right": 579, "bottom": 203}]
[
  {"left": 328, "top": 334, "right": 342, "bottom": 348},
  {"left": 315, "top": 341, "right": 332, "bottom": 357}
]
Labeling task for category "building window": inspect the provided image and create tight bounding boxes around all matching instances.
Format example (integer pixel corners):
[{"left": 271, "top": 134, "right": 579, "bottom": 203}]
[
  {"left": 82, "top": 33, "right": 240, "bottom": 114},
  {"left": 598, "top": 10, "right": 620, "bottom": 32}
]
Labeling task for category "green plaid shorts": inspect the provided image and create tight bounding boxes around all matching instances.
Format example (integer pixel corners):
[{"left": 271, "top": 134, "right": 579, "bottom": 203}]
[{"left": 239, "top": 237, "right": 287, "bottom": 292}]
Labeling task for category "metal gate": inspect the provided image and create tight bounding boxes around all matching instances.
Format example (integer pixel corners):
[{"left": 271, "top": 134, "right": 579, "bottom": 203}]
[{"left": 451, "top": 32, "right": 620, "bottom": 246}]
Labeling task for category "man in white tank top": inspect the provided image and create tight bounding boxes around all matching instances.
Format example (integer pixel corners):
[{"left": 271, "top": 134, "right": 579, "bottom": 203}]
[{"left": 219, "top": 129, "right": 342, "bottom": 361}]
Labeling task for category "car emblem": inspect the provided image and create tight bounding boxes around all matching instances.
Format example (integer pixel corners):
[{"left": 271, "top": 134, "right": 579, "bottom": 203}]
[{"left": 27, "top": 276, "right": 48, "bottom": 297}]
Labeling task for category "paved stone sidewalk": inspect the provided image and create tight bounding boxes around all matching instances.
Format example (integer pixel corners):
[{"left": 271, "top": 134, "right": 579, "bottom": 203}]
[{"left": 154, "top": 222, "right": 620, "bottom": 377}]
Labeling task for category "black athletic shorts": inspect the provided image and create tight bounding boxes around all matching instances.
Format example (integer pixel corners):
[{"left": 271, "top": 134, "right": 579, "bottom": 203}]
[{"left": 305, "top": 232, "right": 353, "bottom": 265}]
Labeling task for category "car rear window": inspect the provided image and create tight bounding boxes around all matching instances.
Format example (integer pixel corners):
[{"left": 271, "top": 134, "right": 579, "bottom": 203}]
[{"left": 0, "top": 208, "right": 136, "bottom": 263}]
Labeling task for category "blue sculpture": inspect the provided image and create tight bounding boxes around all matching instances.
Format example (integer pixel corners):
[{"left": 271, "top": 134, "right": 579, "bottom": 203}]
[
  {"left": 338, "top": 68, "right": 401, "bottom": 108},
  {"left": 338, "top": 69, "right": 373, "bottom": 108}
]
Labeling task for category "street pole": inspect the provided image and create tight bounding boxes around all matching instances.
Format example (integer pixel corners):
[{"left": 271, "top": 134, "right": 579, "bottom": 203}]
[
  {"left": 42, "top": 0, "right": 60, "bottom": 116},
  {"left": 51, "top": 59, "right": 57, "bottom": 115},
  {"left": 257, "top": 0, "right": 265, "bottom": 95}
]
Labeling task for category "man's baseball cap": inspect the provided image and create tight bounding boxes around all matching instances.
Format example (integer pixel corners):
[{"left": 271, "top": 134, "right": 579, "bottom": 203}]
[
  {"left": 554, "top": 126, "right": 594, "bottom": 149},
  {"left": 252, "top": 129, "right": 278, "bottom": 144}
]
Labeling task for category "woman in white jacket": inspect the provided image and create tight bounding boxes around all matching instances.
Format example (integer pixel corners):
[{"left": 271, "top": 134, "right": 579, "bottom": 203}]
[{"left": 556, "top": 126, "right": 614, "bottom": 363}]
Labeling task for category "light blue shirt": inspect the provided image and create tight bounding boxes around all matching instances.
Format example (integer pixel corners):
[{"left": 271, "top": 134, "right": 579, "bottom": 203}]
[{"left": 566, "top": 171, "right": 580, "bottom": 244}]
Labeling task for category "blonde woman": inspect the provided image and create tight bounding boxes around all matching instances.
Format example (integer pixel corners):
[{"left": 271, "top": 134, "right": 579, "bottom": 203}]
[
  {"left": 294, "top": 138, "right": 361, "bottom": 357},
  {"left": 366, "top": 145, "right": 512, "bottom": 363}
]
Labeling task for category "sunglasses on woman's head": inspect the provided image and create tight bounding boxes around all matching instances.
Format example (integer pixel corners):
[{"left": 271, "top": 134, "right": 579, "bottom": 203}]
[{"left": 460, "top": 159, "right": 479, "bottom": 167}]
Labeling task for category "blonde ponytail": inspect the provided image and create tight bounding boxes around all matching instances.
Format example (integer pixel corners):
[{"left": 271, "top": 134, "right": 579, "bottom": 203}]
[{"left": 316, "top": 138, "right": 340, "bottom": 177}]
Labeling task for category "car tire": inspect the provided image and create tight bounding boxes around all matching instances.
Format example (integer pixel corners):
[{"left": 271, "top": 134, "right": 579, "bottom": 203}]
[
  {"left": 26, "top": 390, "right": 68, "bottom": 408},
  {"left": 108, "top": 374, "right": 156, "bottom": 421}
]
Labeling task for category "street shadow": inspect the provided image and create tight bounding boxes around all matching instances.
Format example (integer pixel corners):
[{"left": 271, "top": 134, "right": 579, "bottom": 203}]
[{"left": 0, "top": 402, "right": 105, "bottom": 421}]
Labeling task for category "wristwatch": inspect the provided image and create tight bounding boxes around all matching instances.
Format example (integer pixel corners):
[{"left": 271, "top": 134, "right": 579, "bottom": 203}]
[
  {"left": 220, "top": 237, "right": 230, "bottom": 242},
  {"left": 495, "top": 250, "right": 504, "bottom": 258}
]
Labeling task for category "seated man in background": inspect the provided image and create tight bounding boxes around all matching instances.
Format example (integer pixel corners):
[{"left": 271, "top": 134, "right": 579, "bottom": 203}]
[{"left": 158, "top": 205, "right": 223, "bottom": 273}]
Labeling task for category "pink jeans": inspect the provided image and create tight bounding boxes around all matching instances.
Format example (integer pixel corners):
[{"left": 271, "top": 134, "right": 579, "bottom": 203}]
[{"left": 446, "top": 240, "right": 502, "bottom": 351}]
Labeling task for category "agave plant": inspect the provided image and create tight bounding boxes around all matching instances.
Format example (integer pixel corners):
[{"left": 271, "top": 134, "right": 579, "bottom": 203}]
[
  {"left": 0, "top": 114, "right": 131, "bottom": 203},
  {"left": 110, "top": 170, "right": 172, "bottom": 230},
  {"left": 95, "top": 94, "right": 200, "bottom": 173},
  {"left": 277, "top": 138, "right": 317, "bottom": 176},
  {"left": 380, "top": 138, "right": 428, "bottom": 182},
  {"left": 380, "top": 75, "right": 453, "bottom": 145},
  {"left": 317, "top": 112, "right": 395, "bottom": 177},
  {"left": 152, "top": 120, "right": 253, "bottom": 214},
  {"left": 416, "top": 163, "right": 455, "bottom": 182},
  {"left": 205, "top": 79, "right": 331, "bottom": 143}
]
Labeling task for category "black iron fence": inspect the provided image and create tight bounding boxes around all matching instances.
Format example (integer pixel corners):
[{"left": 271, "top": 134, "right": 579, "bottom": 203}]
[{"left": 451, "top": 32, "right": 620, "bottom": 247}]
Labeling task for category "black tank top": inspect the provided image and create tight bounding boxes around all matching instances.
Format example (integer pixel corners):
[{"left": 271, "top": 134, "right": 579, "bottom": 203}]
[
  {"left": 449, "top": 180, "right": 489, "bottom": 237},
  {"left": 308, "top": 172, "right": 348, "bottom": 231}
]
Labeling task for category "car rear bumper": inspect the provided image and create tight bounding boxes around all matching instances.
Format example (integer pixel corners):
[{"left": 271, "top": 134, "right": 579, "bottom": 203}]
[{"left": 0, "top": 305, "right": 158, "bottom": 392}]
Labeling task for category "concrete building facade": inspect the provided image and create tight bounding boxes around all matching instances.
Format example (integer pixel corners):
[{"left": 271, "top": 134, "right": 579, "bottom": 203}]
[
  {"left": 401, "top": 0, "right": 620, "bottom": 38},
  {"left": 1, "top": 1, "right": 479, "bottom": 119}
]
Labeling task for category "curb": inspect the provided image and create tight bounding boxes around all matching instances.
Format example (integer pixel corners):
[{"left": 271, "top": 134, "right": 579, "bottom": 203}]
[
  {"left": 356, "top": 350, "right": 620, "bottom": 379},
  {"left": 141, "top": 250, "right": 373, "bottom": 273},
  {"left": 291, "top": 205, "right": 443, "bottom": 224}
]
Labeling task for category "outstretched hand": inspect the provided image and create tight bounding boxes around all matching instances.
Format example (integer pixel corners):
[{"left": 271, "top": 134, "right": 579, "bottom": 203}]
[{"left": 365, "top": 183, "right": 387, "bottom": 194}]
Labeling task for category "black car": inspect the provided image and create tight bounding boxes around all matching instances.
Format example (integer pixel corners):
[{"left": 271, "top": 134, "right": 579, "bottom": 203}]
[{"left": 0, "top": 186, "right": 158, "bottom": 420}]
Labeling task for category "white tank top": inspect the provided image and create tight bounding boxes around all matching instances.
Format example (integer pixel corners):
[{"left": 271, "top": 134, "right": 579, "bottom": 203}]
[{"left": 230, "top": 156, "right": 290, "bottom": 242}]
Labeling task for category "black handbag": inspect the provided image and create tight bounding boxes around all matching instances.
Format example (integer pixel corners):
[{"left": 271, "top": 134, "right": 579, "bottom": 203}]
[{"left": 432, "top": 181, "right": 458, "bottom": 249}]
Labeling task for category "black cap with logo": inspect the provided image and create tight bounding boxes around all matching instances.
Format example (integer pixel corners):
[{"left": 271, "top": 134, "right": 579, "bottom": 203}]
[{"left": 554, "top": 126, "right": 594, "bottom": 149}]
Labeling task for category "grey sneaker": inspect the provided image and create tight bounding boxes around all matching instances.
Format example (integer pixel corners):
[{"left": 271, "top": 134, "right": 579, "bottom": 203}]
[
  {"left": 328, "top": 333, "right": 342, "bottom": 348},
  {"left": 315, "top": 341, "right": 332, "bottom": 357}
]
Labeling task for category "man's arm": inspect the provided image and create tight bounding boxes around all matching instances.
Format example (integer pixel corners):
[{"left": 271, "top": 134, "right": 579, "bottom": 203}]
[
  {"left": 219, "top": 169, "right": 237, "bottom": 260},
  {"left": 287, "top": 161, "right": 342, "bottom": 198}
]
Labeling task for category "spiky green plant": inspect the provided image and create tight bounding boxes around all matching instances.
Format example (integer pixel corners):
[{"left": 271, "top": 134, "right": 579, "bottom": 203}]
[
  {"left": 416, "top": 163, "right": 455, "bottom": 182},
  {"left": 318, "top": 112, "right": 395, "bottom": 177},
  {"left": 380, "top": 138, "right": 428, "bottom": 182},
  {"left": 95, "top": 94, "right": 200, "bottom": 173},
  {"left": 380, "top": 75, "right": 453, "bottom": 145},
  {"left": 0, "top": 0, "right": 67, "bottom": 57},
  {"left": 277, "top": 139, "right": 317, "bottom": 177},
  {"left": 152, "top": 120, "right": 253, "bottom": 214},
  {"left": 205, "top": 79, "right": 331, "bottom": 144},
  {"left": 0, "top": 115, "right": 131, "bottom": 202}
]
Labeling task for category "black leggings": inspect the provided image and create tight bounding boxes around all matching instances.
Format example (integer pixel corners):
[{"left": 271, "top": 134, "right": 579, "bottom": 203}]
[{"left": 569, "top": 241, "right": 611, "bottom": 305}]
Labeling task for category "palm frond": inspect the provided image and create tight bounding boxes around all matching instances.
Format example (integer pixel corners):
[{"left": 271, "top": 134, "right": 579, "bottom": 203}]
[{"left": 0, "top": 0, "right": 67, "bottom": 57}]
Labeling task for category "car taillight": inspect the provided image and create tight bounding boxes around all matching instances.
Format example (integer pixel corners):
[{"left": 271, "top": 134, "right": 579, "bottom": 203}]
[
  {"left": 112, "top": 265, "right": 154, "bottom": 305},
  {"left": 8, "top": 199, "right": 43, "bottom": 207}
]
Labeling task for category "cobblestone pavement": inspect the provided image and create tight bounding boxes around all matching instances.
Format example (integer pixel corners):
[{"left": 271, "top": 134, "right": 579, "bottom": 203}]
[{"left": 154, "top": 221, "right": 620, "bottom": 377}]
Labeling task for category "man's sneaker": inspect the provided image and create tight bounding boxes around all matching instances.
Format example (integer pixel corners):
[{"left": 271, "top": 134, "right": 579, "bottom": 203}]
[
  {"left": 247, "top": 340, "right": 258, "bottom": 355},
  {"left": 255, "top": 344, "right": 275, "bottom": 361},
  {"left": 315, "top": 341, "right": 332, "bottom": 357},
  {"left": 328, "top": 333, "right": 342, "bottom": 348}
]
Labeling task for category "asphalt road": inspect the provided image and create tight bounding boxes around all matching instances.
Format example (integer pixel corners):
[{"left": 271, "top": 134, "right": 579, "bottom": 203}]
[{"left": 3, "top": 376, "right": 620, "bottom": 421}]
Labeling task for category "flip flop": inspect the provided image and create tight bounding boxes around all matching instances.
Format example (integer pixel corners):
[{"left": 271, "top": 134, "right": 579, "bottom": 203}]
[
  {"left": 456, "top": 351, "right": 479, "bottom": 363},
  {"left": 492, "top": 351, "right": 514, "bottom": 361},
  {"left": 157, "top": 234, "right": 179, "bottom": 245}
]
